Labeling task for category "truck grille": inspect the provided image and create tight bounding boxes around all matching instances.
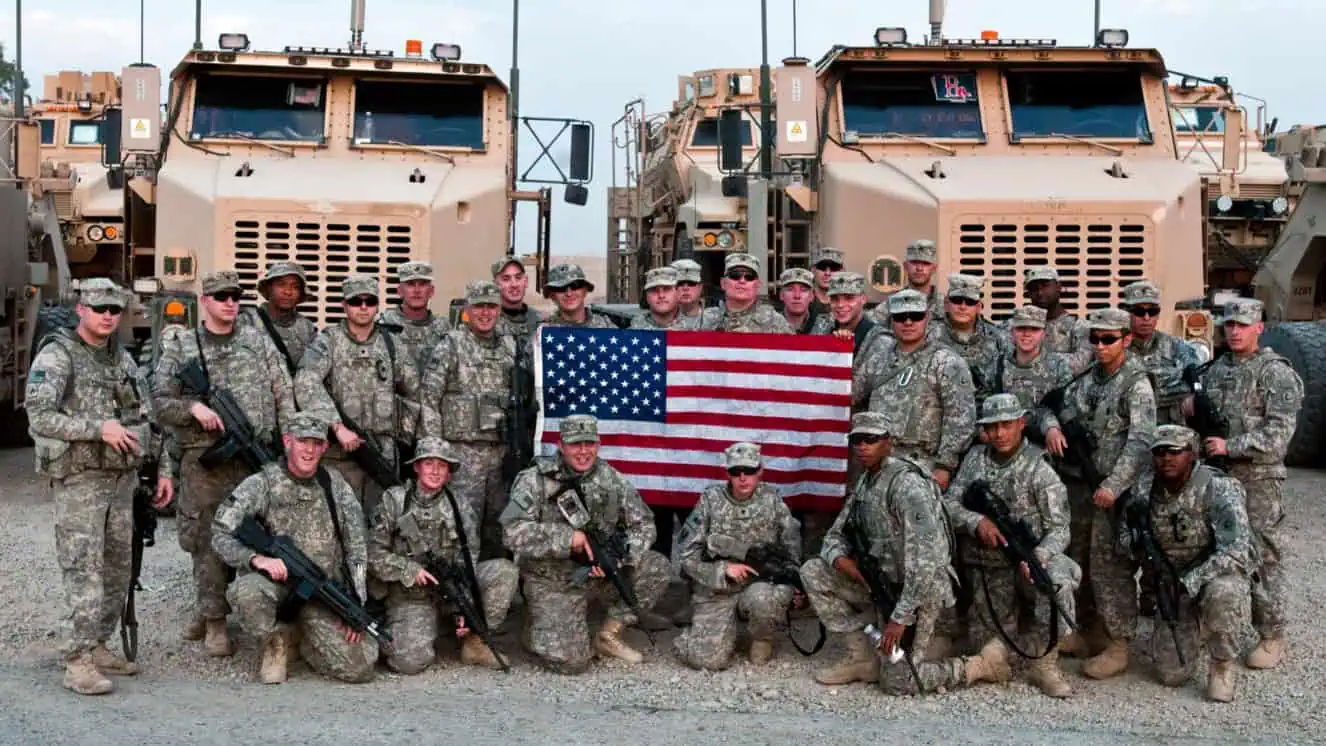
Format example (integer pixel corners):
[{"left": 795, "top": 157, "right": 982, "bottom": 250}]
[
  {"left": 53, "top": 192, "right": 74, "bottom": 220},
  {"left": 1236, "top": 183, "right": 1284, "bottom": 200},
  {"left": 232, "top": 217, "right": 415, "bottom": 327},
  {"left": 954, "top": 219, "right": 1149, "bottom": 320}
]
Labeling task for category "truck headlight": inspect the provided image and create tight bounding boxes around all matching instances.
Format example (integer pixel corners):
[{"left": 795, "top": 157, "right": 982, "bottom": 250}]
[
  {"left": 1272, "top": 196, "right": 1289, "bottom": 215},
  {"left": 717, "top": 230, "right": 735, "bottom": 249},
  {"left": 87, "top": 224, "right": 105, "bottom": 241},
  {"left": 1215, "top": 195, "right": 1233, "bottom": 213}
]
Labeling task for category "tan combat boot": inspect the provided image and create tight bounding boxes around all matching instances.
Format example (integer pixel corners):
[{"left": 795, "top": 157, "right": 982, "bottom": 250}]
[
  {"left": 460, "top": 634, "right": 502, "bottom": 669},
  {"left": 1207, "top": 659, "right": 1236, "bottom": 703},
  {"left": 749, "top": 639, "right": 774, "bottom": 665},
  {"left": 1245, "top": 636, "right": 1286, "bottom": 670},
  {"left": 63, "top": 653, "right": 113, "bottom": 696},
  {"left": 203, "top": 619, "right": 235, "bottom": 657},
  {"left": 595, "top": 620, "right": 644, "bottom": 664},
  {"left": 1082, "top": 640, "right": 1129, "bottom": 680},
  {"left": 1057, "top": 633, "right": 1089, "bottom": 659},
  {"left": 259, "top": 630, "right": 289, "bottom": 685},
  {"left": 182, "top": 613, "right": 206, "bottom": 641},
  {"left": 813, "top": 632, "right": 879, "bottom": 685},
  {"left": 91, "top": 643, "right": 139, "bottom": 676},
  {"left": 964, "top": 639, "right": 1012, "bottom": 685},
  {"left": 1028, "top": 649, "right": 1073, "bottom": 698}
]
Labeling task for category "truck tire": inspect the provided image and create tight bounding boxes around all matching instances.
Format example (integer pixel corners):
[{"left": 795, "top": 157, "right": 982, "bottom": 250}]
[
  {"left": 30, "top": 303, "right": 78, "bottom": 362},
  {"left": 1258, "top": 321, "right": 1326, "bottom": 466}
]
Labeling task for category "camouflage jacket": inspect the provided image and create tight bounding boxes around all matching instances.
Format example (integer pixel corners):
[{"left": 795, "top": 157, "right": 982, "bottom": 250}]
[
  {"left": 1203, "top": 348, "right": 1304, "bottom": 480},
  {"left": 419, "top": 326, "right": 514, "bottom": 443},
  {"left": 26, "top": 329, "right": 151, "bottom": 477},
  {"left": 212, "top": 462, "right": 369, "bottom": 602},
  {"left": 377, "top": 307, "right": 452, "bottom": 371},
  {"left": 1043, "top": 310, "right": 1092, "bottom": 373},
  {"left": 699, "top": 302, "right": 795, "bottom": 333},
  {"left": 540, "top": 309, "right": 619, "bottom": 330},
  {"left": 821, "top": 456, "right": 954, "bottom": 625},
  {"left": 945, "top": 441, "right": 1070, "bottom": 566},
  {"left": 499, "top": 455, "right": 656, "bottom": 580},
  {"left": 151, "top": 324, "right": 296, "bottom": 451},
  {"left": 865, "top": 341, "right": 976, "bottom": 471},
  {"left": 295, "top": 323, "right": 421, "bottom": 449},
  {"left": 238, "top": 305, "right": 318, "bottom": 374},
  {"left": 998, "top": 348, "right": 1076, "bottom": 436},
  {"left": 928, "top": 317, "right": 1009, "bottom": 399},
  {"left": 676, "top": 483, "right": 800, "bottom": 593},
  {"left": 815, "top": 318, "right": 896, "bottom": 410},
  {"left": 630, "top": 311, "right": 699, "bottom": 330},
  {"left": 1130, "top": 331, "right": 1200, "bottom": 411},
  {"left": 496, "top": 305, "right": 544, "bottom": 340},
  {"left": 368, "top": 482, "right": 479, "bottom": 598},
  {"left": 1056, "top": 355, "right": 1156, "bottom": 496}
]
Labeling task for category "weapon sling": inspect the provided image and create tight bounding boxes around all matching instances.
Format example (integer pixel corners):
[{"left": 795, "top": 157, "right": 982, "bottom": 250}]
[
  {"left": 254, "top": 307, "right": 297, "bottom": 375},
  {"left": 275, "top": 468, "right": 360, "bottom": 623}
]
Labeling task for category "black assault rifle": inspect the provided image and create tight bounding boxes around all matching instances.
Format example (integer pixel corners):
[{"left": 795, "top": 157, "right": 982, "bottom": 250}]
[
  {"left": 178, "top": 358, "right": 279, "bottom": 472},
  {"left": 551, "top": 479, "right": 642, "bottom": 614},
  {"left": 120, "top": 452, "right": 160, "bottom": 662},
  {"left": 843, "top": 513, "right": 924, "bottom": 691},
  {"left": 330, "top": 405, "right": 402, "bottom": 491},
  {"left": 703, "top": 536, "right": 824, "bottom": 655},
  {"left": 502, "top": 337, "right": 536, "bottom": 488},
  {"left": 419, "top": 552, "right": 510, "bottom": 671},
  {"left": 1182, "top": 361, "right": 1230, "bottom": 472},
  {"left": 1122, "top": 497, "right": 1186, "bottom": 665}
]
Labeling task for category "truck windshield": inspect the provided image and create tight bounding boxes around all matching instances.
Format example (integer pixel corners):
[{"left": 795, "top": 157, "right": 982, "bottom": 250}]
[
  {"left": 38, "top": 119, "right": 56, "bottom": 145},
  {"left": 352, "top": 80, "right": 484, "bottom": 148},
  {"left": 691, "top": 118, "right": 754, "bottom": 147},
  {"left": 841, "top": 70, "right": 983, "bottom": 138},
  {"left": 1171, "top": 106, "right": 1225, "bottom": 134},
  {"left": 68, "top": 121, "right": 102, "bottom": 145},
  {"left": 190, "top": 74, "right": 326, "bottom": 142},
  {"left": 1006, "top": 69, "right": 1151, "bottom": 140}
]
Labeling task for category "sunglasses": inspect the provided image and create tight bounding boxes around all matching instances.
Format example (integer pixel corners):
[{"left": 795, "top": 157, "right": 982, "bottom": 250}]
[
  {"left": 849, "top": 433, "right": 886, "bottom": 445},
  {"left": 725, "top": 271, "right": 759, "bottom": 283},
  {"left": 1088, "top": 333, "right": 1123, "bottom": 346},
  {"left": 345, "top": 295, "right": 380, "bottom": 308},
  {"left": 88, "top": 304, "right": 124, "bottom": 316},
  {"left": 209, "top": 290, "right": 243, "bottom": 304},
  {"left": 948, "top": 296, "right": 980, "bottom": 307},
  {"left": 1130, "top": 306, "right": 1161, "bottom": 318},
  {"left": 892, "top": 312, "right": 927, "bottom": 324},
  {"left": 814, "top": 262, "right": 843, "bottom": 272},
  {"left": 727, "top": 466, "right": 759, "bottom": 477}
]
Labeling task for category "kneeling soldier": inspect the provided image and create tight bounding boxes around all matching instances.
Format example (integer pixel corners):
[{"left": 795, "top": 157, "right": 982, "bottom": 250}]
[
  {"left": 211, "top": 412, "right": 377, "bottom": 684},
  {"left": 368, "top": 437, "right": 517, "bottom": 673},
  {"left": 673, "top": 442, "right": 801, "bottom": 670}
]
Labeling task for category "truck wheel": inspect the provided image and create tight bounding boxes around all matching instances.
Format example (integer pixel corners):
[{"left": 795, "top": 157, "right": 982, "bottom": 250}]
[
  {"left": 1258, "top": 321, "right": 1326, "bottom": 466},
  {"left": 30, "top": 303, "right": 78, "bottom": 362}
]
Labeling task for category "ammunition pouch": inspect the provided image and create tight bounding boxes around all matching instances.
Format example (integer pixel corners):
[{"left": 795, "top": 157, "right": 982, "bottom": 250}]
[{"left": 441, "top": 392, "right": 505, "bottom": 442}]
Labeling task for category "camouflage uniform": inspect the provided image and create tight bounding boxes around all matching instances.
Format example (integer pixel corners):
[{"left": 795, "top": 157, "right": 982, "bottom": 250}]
[
  {"left": 670, "top": 259, "right": 705, "bottom": 321},
  {"left": 928, "top": 274, "right": 1008, "bottom": 402},
  {"left": 672, "top": 444, "right": 801, "bottom": 670},
  {"left": 1203, "top": 299, "right": 1303, "bottom": 653},
  {"left": 420, "top": 281, "right": 515, "bottom": 557},
  {"left": 152, "top": 271, "right": 296, "bottom": 633},
  {"left": 698, "top": 253, "right": 795, "bottom": 334},
  {"left": 239, "top": 261, "right": 319, "bottom": 372},
  {"left": 295, "top": 274, "right": 421, "bottom": 509},
  {"left": 499, "top": 416, "right": 668, "bottom": 673},
  {"left": 1122, "top": 281, "right": 1200, "bottom": 425},
  {"left": 1023, "top": 268, "right": 1092, "bottom": 373},
  {"left": 999, "top": 306, "right": 1077, "bottom": 437},
  {"left": 815, "top": 272, "right": 892, "bottom": 409},
  {"left": 27, "top": 279, "right": 149, "bottom": 689},
  {"left": 367, "top": 438, "right": 518, "bottom": 673},
  {"left": 491, "top": 257, "right": 545, "bottom": 340},
  {"left": 538, "top": 263, "right": 618, "bottom": 330},
  {"left": 868, "top": 240, "right": 944, "bottom": 324},
  {"left": 630, "top": 267, "right": 699, "bottom": 330},
  {"left": 378, "top": 261, "right": 452, "bottom": 370},
  {"left": 211, "top": 413, "right": 377, "bottom": 683}
]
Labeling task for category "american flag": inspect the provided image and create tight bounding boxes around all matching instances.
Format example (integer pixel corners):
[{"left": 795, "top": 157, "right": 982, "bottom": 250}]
[{"left": 534, "top": 327, "right": 854, "bottom": 511}]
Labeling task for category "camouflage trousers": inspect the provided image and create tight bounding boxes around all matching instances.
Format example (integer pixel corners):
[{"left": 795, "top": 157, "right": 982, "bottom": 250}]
[
  {"left": 448, "top": 441, "right": 507, "bottom": 560},
  {"left": 672, "top": 582, "right": 794, "bottom": 671},
  {"left": 383, "top": 558, "right": 519, "bottom": 674},
  {"left": 180, "top": 447, "right": 249, "bottom": 621},
  {"left": 53, "top": 469, "right": 135, "bottom": 659},
  {"left": 800, "top": 558, "right": 966, "bottom": 695},
  {"left": 228, "top": 572, "right": 377, "bottom": 683},
  {"left": 1092, "top": 507, "right": 1140, "bottom": 642},
  {"left": 1150, "top": 573, "right": 1248, "bottom": 685},
  {"left": 519, "top": 550, "right": 670, "bottom": 674},
  {"left": 967, "top": 553, "right": 1080, "bottom": 653},
  {"left": 1063, "top": 477, "right": 1099, "bottom": 630},
  {"left": 1243, "top": 478, "right": 1285, "bottom": 638}
]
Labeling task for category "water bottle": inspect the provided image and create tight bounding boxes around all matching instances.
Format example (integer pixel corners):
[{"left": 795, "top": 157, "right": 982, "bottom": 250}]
[{"left": 863, "top": 623, "right": 906, "bottom": 664}]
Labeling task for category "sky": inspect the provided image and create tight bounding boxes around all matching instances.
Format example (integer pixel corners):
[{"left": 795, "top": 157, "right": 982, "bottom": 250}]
[{"left": 5, "top": 0, "right": 1323, "bottom": 259}]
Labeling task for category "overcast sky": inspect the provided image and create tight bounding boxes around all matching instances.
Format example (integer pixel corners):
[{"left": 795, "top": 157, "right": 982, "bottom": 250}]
[{"left": 5, "top": 0, "right": 1323, "bottom": 258}]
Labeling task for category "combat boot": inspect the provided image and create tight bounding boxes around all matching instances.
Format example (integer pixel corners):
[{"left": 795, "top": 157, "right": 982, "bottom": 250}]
[
  {"left": 813, "top": 632, "right": 878, "bottom": 685},
  {"left": 595, "top": 620, "right": 644, "bottom": 664},
  {"left": 1207, "top": 659, "right": 1236, "bottom": 703},
  {"left": 182, "top": 613, "right": 206, "bottom": 641},
  {"left": 1245, "top": 636, "right": 1286, "bottom": 670},
  {"left": 964, "top": 639, "right": 1012, "bottom": 685},
  {"left": 259, "top": 630, "right": 288, "bottom": 684},
  {"left": 91, "top": 643, "right": 139, "bottom": 676},
  {"left": 1027, "top": 650, "right": 1072, "bottom": 698},
  {"left": 63, "top": 653, "right": 113, "bottom": 696},
  {"left": 749, "top": 639, "right": 774, "bottom": 665},
  {"left": 1056, "top": 632, "right": 1088, "bottom": 658},
  {"left": 203, "top": 619, "right": 235, "bottom": 657},
  {"left": 1082, "top": 639, "right": 1129, "bottom": 680},
  {"left": 460, "top": 634, "right": 502, "bottom": 669}
]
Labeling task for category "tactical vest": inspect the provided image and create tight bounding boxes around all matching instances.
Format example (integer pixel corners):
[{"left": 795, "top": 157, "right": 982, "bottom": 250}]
[
  {"left": 322, "top": 325, "right": 400, "bottom": 436},
  {"left": 1148, "top": 465, "right": 1217, "bottom": 571},
  {"left": 701, "top": 484, "right": 784, "bottom": 551},
  {"left": 438, "top": 329, "right": 514, "bottom": 443}
]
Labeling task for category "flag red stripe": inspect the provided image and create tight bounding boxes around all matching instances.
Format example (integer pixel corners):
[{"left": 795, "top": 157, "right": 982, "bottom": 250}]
[
  {"left": 667, "top": 410, "right": 851, "bottom": 433},
  {"left": 666, "top": 357, "right": 853, "bottom": 380},
  {"left": 666, "top": 385, "right": 850, "bottom": 408},
  {"left": 666, "top": 329, "right": 855, "bottom": 353},
  {"left": 642, "top": 488, "right": 843, "bottom": 512},
  {"left": 584, "top": 433, "right": 847, "bottom": 460},
  {"left": 611, "top": 459, "right": 843, "bottom": 485}
]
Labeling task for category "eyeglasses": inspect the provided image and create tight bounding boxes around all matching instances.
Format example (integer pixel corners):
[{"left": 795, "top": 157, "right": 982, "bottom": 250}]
[
  {"left": 87, "top": 304, "right": 124, "bottom": 316},
  {"left": 725, "top": 270, "right": 758, "bottom": 283},
  {"left": 727, "top": 466, "right": 759, "bottom": 477},
  {"left": 814, "top": 262, "right": 843, "bottom": 272},
  {"left": 1130, "top": 306, "right": 1161, "bottom": 318},
  {"left": 849, "top": 433, "right": 886, "bottom": 445},
  {"left": 892, "top": 312, "right": 927, "bottom": 324},
  {"left": 209, "top": 290, "right": 242, "bottom": 304},
  {"left": 948, "top": 296, "right": 980, "bottom": 307},
  {"left": 1088, "top": 333, "right": 1123, "bottom": 346},
  {"left": 345, "top": 295, "right": 380, "bottom": 308}
]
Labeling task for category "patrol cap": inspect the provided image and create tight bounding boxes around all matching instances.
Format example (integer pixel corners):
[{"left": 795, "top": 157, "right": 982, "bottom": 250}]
[
  {"left": 1024, "top": 266, "right": 1060, "bottom": 285},
  {"left": 491, "top": 256, "right": 525, "bottom": 278},
  {"left": 811, "top": 247, "right": 845, "bottom": 268},
  {"left": 559, "top": 414, "right": 600, "bottom": 445},
  {"left": 1011, "top": 305, "right": 1047, "bottom": 329},
  {"left": 408, "top": 436, "right": 461, "bottom": 467},
  {"left": 644, "top": 266, "right": 680, "bottom": 291},
  {"left": 1152, "top": 424, "right": 1198, "bottom": 451},
  {"left": 724, "top": 253, "right": 761, "bottom": 275},
  {"left": 201, "top": 270, "right": 243, "bottom": 296},
  {"left": 779, "top": 267, "right": 814, "bottom": 289},
  {"left": 905, "top": 239, "right": 937, "bottom": 264},
  {"left": 1087, "top": 308, "right": 1131, "bottom": 332},
  {"left": 828, "top": 271, "right": 866, "bottom": 297},
  {"left": 284, "top": 412, "right": 329, "bottom": 440},
  {"left": 1223, "top": 298, "right": 1264, "bottom": 325},
  {"left": 545, "top": 263, "right": 594, "bottom": 292},
  {"left": 723, "top": 442, "right": 762, "bottom": 470},
  {"left": 947, "top": 273, "right": 984, "bottom": 301},
  {"left": 1121, "top": 280, "right": 1161, "bottom": 307},
  {"left": 77, "top": 277, "right": 126, "bottom": 307},
  {"left": 257, "top": 262, "right": 313, "bottom": 302},
  {"left": 397, "top": 261, "right": 434, "bottom": 284},
  {"left": 887, "top": 288, "right": 928, "bottom": 316},
  {"left": 341, "top": 273, "right": 380, "bottom": 301},
  {"left": 976, "top": 393, "right": 1027, "bottom": 425},
  {"left": 465, "top": 280, "right": 500, "bottom": 306},
  {"left": 849, "top": 411, "right": 891, "bottom": 437},
  {"left": 670, "top": 259, "right": 702, "bottom": 283}
]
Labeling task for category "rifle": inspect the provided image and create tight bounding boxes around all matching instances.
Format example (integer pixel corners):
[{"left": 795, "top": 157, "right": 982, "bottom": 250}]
[
  {"left": 418, "top": 552, "right": 510, "bottom": 671},
  {"left": 177, "top": 357, "right": 279, "bottom": 472},
  {"left": 1121, "top": 498, "right": 1186, "bottom": 665},
  {"left": 119, "top": 454, "right": 159, "bottom": 662},
  {"left": 502, "top": 335, "right": 535, "bottom": 487},
  {"left": 330, "top": 404, "right": 402, "bottom": 490},
  {"left": 961, "top": 480, "right": 1078, "bottom": 658},
  {"left": 704, "top": 537, "right": 824, "bottom": 655},
  {"left": 1182, "top": 361, "right": 1230, "bottom": 471},
  {"left": 234, "top": 515, "right": 391, "bottom": 643},
  {"left": 547, "top": 476, "right": 643, "bottom": 614},
  {"left": 843, "top": 513, "right": 924, "bottom": 691}
]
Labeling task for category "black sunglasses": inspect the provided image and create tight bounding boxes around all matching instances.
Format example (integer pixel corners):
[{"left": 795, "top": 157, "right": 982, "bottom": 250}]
[
  {"left": 725, "top": 270, "right": 759, "bottom": 283},
  {"left": 209, "top": 290, "right": 243, "bottom": 303},
  {"left": 727, "top": 466, "right": 759, "bottom": 477},
  {"left": 892, "top": 312, "right": 927, "bottom": 324},
  {"left": 849, "top": 433, "right": 886, "bottom": 445},
  {"left": 88, "top": 304, "right": 124, "bottom": 316},
  {"left": 814, "top": 262, "right": 843, "bottom": 272},
  {"left": 1088, "top": 333, "right": 1123, "bottom": 346},
  {"left": 1153, "top": 446, "right": 1189, "bottom": 456},
  {"left": 948, "top": 296, "right": 980, "bottom": 307},
  {"left": 345, "top": 295, "right": 380, "bottom": 308},
  {"left": 1130, "top": 306, "right": 1161, "bottom": 317}
]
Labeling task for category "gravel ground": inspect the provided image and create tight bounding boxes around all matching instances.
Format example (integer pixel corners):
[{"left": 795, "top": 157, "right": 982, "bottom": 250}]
[{"left": 0, "top": 446, "right": 1321, "bottom": 744}]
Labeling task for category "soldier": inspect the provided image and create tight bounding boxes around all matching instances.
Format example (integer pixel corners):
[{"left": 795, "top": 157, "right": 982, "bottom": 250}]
[
  {"left": 26, "top": 278, "right": 158, "bottom": 695},
  {"left": 367, "top": 437, "right": 517, "bottom": 673},
  {"left": 698, "top": 254, "right": 794, "bottom": 333},
  {"left": 864, "top": 289, "right": 976, "bottom": 490},
  {"left": 419, "top": 280, "right": 515, "bottom": 557},
  {"left": 1117, "top": 425, "right": 1255, "bottom": 702},
  {"left": 809, "top": 247, "right": 844, "bottom": 317},
  {"left": 869, "top": 239, "right": 944, "bottom": 323},
  {"left": 777, "top": 268, "right": 818, "bottom": 334},
  {"left": 492, "top": 256, "right": 544, "bottom": 340},
  {"left": 152, "top": 270, "right": 297, "bottom": 658},
  {"left": 944, "top": 394, "right": 1079, "bottom": 698},
  {"left": 1043, "top": 308, "right": 1156, "bottom": 676},
  {"left": 1024, "top": 267, "right": 1091, "bottom": 372},
  {"left": 814, "top": 272, "right": 890, "bottom": 407},
  {"left": 377, "top": 261, "right": 452, "bottom": 370},
  {"left": 1122, "top": 280, "right": 1200, "bottom": 424},
  {"left": 671, "top": 258, "right": 704, "bottom": 320},
  {"left": 295, "top": 274, "right": 421, "bottom": 512},
  {"left": 672, "top": 443, "right": 801, "bottom": 670},
  {"left": 630, "top": 267, "right": 696, "bottom": 330},
  {"left": 1200, "top": 298, "right": 1303, "bottom": 670},
  {"left": 998, "top": 305, "right": 1075, "bottom": 440},
  {"left": 801, "top": 412, "right": 1009, "bottom": 693},
  {"left": 500, "top": 414, "right": 669, "bottom": 673},
  {"left": 210, "top": 412, "right": 377, "bottom": 684},
  {"left": 928, "top": 273, "right": 1007, "bottom": 402},
  {"left": 539, "top": 263, "right": 617, "bottom": 329},
  {"left": 242, "top": 261, "right": 318, "bottom": 373}
]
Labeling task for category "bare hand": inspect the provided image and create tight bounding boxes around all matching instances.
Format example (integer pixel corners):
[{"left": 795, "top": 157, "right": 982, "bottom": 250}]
[
  {"left": 1019, "top": 559, "right": 1047, "bottom": 585},
  {"left": 1092, "top": 486, "right": 1116, "bottom": 510},
  {"left": 1045, "top": 428, "right": 1067, "bottom": 457},
  {"left": 190, "top": 402, "right": 224, "bottom": 432},
  {"left": 832, "top": 328, "right": 853, "bottom": 340},
  {"left": 932, "top": 468, "right": 952, "bottom": 491},
  {"left": 880, "top": 620, "right": 907, "bottom": 655},
  {"left": 414, "top": 568, "right": 438, "bottom": 586},
  {"left": 334, "top": 423, "right": 363, "bottom": 452},
  {"left": 570, "top": 530, "right": 595, "bottom": 562},
  {"left": 251, "top": 555, "right": 288, "bottom": 582},
  {"left": 791, "top": 590, "right": 807, "bottom": 610},
  {"left": 975, "top": 518, "right": 1006, "bottom": 550},
  {"left": 341, "top": 622, "right": 362, "bottom": 645},
  {"left": 1204, "top": 436, "right": 1228, "bottom": 457},
  {"left": 100, "top": 420, "right": 141, "bottom": 455},
  {"left": 725, "top": 562, "right": 759, "bottom": 584},
  {"left": 153, "top": 477, "right": 174, "bottom": 509},
  {"left": 455, "top": 616, "right": 470, "bottom": 638},
  {"left": 833, "top": 556, "right": 867, "bottom": 587},
  {"left": 1180, "top": 395, "right": 1195, "bottom": 418}
]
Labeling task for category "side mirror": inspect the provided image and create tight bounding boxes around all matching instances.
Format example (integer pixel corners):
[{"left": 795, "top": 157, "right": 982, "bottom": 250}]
[
  {"left": 564, "top": 184, "right": 589, "bottom": 206},
  {"left": 721, "top": 175, "right": 747, "bottom": 198},
  {"left": 569, "top": 122, "right": 592, "bottom": 183},
  {"left": 719, "top": 109, "right": 744, "bottom": 173},
  {"left": 102, "top": 107, "right": 123, "bottom": 168}
]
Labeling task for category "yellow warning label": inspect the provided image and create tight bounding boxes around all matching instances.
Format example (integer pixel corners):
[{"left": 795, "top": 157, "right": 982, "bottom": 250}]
[
  {"left": 130, "top": 118, "right": 151, "bottom": 139},
  {"left": 786, "top": 120, "right": 807, "bottom": 143}
]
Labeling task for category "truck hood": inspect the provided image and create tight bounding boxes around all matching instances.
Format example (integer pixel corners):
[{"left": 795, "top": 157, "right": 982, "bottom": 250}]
[
  {"left": 71, "top": 163, "right": 122, "bottom": 217},
  {"left": 1175, "top": 140, "right": 1288, "bottom": 185},
  {"left": 678, "top": 159, "right": 742, "bottom": 225}
]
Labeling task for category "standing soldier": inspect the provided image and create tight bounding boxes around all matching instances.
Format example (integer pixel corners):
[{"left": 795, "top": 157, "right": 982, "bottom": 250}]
[
  {"left": 1122, "top": 280, "right": 1200, "bottom": 425},
  {"left": 631, "top": 267, "right": 696, "bottom": 330},
  {"left": 367, "top": 437, "right": 518, "bottom": 673},
  {"left": 27, "top": 278, "right": 158, "bottom": 695},
  {"left": 999, "top": 305, "right": 1076, "bottom": 441},
  {"left": 809, "top": 247, "right": 844, "bottom": 318},
  {"left": 500, "top": 415, "right": 669, "bottom": 673},
  {"left": 152, "top": 270, "right": 296, "bottom": 658},
  {"left": 243, "top": 261, "right": 318, "bottom": 374},
  {"left": 698, "top": 254, "right": 794, "bottom": 333},
  {"left": 1043, "top": 308, "right": 1156, "bottom": 676},
  {"left": 1023, "top": 267, "right": 1091, "bottom": 372},
  {"left": 377, "top": 261, "right": 451, "bottom": 370},
  {"left": 1200, "top": 298, "right": 1302, "bottom": 670},
  {"left": 814, "top": 272, "right": 890, "bottom": 407},
  {"left": 210, "top": 412, "right": 377, "bottom": 685},
  {"left": 928, "top": 274, "right": 1007, "bottom": 402},
  {"left": 493, "top": 257, "right": 544, "bottom": 340},
  {"left": 670, "top": 258, "right": 705, "bottom": 320},
  {"left": 777, "top": 268, "right": 818, "bottom": 334},
  {"left": 672, "top": 443, "right": 801, "bottom": 670},
  {"left": 539, "top": 262, "right": 617, "bottom": 329},
  {"left": 295, "top": 274, "right": 421, "bottom": 511},
  {"left": 420, "top": 280, "right": 515, "bottom": 557},
  {"left": 870, "top": 239, "right": 944, "bottom": 323}
]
